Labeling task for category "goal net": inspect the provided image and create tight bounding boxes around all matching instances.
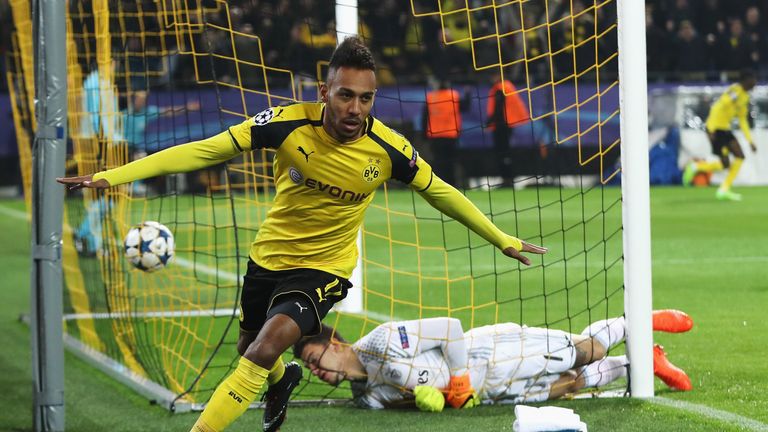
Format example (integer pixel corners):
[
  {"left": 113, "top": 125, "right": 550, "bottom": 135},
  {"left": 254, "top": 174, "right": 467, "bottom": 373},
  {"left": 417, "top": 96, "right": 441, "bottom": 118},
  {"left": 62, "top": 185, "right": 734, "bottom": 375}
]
[{"left": 7, "top": 0, "right": 641, "bottom": 410}]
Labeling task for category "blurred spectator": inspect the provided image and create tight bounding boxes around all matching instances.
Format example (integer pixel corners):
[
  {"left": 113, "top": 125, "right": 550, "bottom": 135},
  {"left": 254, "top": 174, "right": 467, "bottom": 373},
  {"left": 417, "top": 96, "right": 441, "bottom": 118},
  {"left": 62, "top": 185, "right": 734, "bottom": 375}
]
[
  {"left": 423, "top": 24, "right": 468, "bottom": 81},
  {"left": 82, "top": 59, "right": 122, "bottom": 141},
  {"left": 744, "top": 6, "right": 768, "bottom": 69},
  {"left": 122, "top": 90, "right": 200, "bottom": 152},
  {"left": 673, "top": 21, "right": 710, "bottom": 79},
  {"left": 2, "top": 0, "right": 767, "bottom": 93},
  {"left": 487, "top": 74, "right": 529, "bottom": 184},
  {"left": 422, "top": 80, "right": 471, "bottom": 186},
  {"left": 665, "top": 0, "right": 695, "bottom": 33},
  {"left": 234, "top": 23, "right": 263, "bottom": 88},
  {"left": 714, "top": 18, "right": 756, "bottom": 72},
  {"left": 647, "top": 5, "right": 674, "bottom": 78},
  {"left": 522, "top": 13, "right": 549, "bottom": 84},
  {"left": 695, "top": 0, "right": 725, "bottom": 39},
  {"left": 0, "top": 0, "right": 11, "bottom": 92}
]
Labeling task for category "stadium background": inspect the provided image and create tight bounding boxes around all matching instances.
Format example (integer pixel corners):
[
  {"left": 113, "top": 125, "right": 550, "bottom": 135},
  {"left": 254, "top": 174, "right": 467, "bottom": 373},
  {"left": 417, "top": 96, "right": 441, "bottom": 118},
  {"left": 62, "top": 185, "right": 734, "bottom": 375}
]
[{"left": 2, "top": 0, "right": 768, "bottom": 184}]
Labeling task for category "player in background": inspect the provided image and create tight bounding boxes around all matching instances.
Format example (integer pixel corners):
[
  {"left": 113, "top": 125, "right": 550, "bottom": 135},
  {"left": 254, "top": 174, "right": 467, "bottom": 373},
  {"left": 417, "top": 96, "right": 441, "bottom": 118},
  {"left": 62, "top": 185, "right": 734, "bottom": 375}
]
[
  {"left": 56, "top": 37, "right": 547, "bottom": 432},
  {"left": 682, "top": 69, "right": 758, "bottom": 201},
  {"left": 294, "top": 310, "right": 694, "bottom": 411}
]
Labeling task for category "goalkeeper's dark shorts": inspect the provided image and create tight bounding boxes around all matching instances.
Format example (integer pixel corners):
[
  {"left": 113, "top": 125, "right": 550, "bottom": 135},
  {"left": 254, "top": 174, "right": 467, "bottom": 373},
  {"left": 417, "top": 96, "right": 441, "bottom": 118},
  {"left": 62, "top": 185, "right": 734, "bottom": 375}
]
[
  {"left": 709, "top": 130, "right": 736, "bottom": 157},
  {"left": 239, "top": 259, "right": 351, "bottom": 336}
]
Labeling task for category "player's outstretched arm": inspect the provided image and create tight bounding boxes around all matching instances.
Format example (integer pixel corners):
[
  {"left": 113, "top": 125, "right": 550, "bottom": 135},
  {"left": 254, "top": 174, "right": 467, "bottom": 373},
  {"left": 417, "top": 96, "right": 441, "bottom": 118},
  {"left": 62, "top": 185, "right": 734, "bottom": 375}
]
[
  {"left": 414, "top": 174, "right": 547, "bottom": 265},
  {"left": 57, "top": 128, "right": 246, "bottom": 190}
]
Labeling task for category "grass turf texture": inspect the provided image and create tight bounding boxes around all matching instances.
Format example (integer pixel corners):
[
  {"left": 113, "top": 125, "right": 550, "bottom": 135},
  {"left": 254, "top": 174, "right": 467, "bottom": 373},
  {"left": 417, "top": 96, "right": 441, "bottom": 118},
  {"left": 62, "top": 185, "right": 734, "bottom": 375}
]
[{"left": 1, "top": 185, "right": 767, "bottom": 431}]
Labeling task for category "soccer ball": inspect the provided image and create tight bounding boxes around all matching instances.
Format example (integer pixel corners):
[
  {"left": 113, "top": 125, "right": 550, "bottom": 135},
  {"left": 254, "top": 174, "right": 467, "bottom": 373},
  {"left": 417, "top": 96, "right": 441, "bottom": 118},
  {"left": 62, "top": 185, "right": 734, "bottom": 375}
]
[{"left": 123, "top": 221, "right": 175, "bottom": 272}]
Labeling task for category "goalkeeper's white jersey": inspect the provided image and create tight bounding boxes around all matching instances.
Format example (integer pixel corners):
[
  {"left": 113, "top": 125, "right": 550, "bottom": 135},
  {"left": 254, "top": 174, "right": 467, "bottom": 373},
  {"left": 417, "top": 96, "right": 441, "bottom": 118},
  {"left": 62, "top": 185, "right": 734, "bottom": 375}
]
[{"left": 350, "top": 319, "right": 577, "bottom": 408}]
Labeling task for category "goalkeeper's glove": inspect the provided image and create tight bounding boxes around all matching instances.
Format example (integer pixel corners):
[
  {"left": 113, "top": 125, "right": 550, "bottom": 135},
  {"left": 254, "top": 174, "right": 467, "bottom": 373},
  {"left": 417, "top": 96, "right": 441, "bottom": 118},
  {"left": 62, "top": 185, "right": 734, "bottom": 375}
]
[
  {"left": 414, "top": 386, "right": 445, "bottom": 412},
  {"left": 444, "top": 374, "right": 480, "bottom": 409}
]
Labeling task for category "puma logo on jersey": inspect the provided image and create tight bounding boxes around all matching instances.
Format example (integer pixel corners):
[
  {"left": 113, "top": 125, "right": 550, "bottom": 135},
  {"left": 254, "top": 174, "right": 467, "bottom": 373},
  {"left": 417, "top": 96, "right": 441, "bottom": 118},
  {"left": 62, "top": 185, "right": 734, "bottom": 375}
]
[
  {"left": 295, "top": 302, "right": 308, "bottom": 314},
  {"left": 297, "top": 146, "right": 315, "bottom": 162}
]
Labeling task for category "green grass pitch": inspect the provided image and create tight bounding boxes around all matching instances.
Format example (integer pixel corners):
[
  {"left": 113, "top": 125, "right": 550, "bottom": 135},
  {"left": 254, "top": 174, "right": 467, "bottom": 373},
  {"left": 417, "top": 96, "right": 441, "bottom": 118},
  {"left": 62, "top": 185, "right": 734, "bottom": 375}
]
[{"left": 1, "top": 185, "right": 767, "bottom": 431}]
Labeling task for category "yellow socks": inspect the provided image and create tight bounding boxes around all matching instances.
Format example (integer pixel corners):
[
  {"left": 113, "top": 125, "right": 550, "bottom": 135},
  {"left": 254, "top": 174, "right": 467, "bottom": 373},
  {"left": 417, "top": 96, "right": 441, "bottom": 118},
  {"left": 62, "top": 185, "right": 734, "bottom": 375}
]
[
  {"left": 267, "top": 358, "right": 286, "bottom": 386},
  {"left": 696, "top": 160, "right": 724, "bottom": 173},
  {"left": 190, "top": 357, "right": 268, "bottom": 432},
  {"left": 720, "top": 158, "right": 743, "bottom": 191}
]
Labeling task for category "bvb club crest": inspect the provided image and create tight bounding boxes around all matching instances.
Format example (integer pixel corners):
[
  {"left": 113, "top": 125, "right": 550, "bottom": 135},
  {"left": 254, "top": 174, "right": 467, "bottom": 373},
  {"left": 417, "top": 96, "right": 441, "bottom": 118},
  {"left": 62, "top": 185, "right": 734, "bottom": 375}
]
[{"left": 362, "top": 158, "right": 381, "bottom": 182}]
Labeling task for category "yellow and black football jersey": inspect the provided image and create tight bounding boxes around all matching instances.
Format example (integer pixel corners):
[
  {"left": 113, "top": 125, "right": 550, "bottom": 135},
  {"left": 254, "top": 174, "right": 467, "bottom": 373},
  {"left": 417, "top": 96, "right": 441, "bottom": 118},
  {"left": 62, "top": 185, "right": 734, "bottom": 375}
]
[
  {"left": 706, "top": 83, "right": 753, "bottom": 144},
  {"left": 94, "top": 102, "right": 521, "bottom": 279},
  {"left": 228, "top": 102, "right": 432, "bottom": 278}
]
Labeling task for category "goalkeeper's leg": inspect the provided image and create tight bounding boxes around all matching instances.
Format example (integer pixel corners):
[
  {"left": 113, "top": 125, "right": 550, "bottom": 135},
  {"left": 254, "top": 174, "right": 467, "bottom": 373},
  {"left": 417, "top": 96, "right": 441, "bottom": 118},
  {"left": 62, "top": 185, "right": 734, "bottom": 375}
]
[
  {"left": 546, "top": 355, "right": 629, "bottom": 400},
  {"left": 573, "top": 316, "right": 626, "bottom": 367}
]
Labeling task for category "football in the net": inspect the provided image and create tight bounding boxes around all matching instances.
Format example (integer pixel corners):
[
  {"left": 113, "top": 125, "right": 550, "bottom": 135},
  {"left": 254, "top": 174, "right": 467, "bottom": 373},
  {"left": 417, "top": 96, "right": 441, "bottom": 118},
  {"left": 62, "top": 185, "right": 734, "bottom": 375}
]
[{"left": 124, "top": 221, "right": 175, "bottom": 272}]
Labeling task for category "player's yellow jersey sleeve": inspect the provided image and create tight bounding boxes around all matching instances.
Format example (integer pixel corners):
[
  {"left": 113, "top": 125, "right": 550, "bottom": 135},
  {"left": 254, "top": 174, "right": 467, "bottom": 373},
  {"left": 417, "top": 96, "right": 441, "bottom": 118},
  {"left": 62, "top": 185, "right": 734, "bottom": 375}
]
[
  {"left": 367, "top": 120, "right": 431, "bottom": 188},
  {"left": 370, "top": 124, "right": 523, "bottom": 252},
  {"left": 92, "top": 127, "right": 244, "bottom": 186},
  {"left": 91, "top": 103, "right": 312, "bottom": 186},
  {"left": 706, "top": 84, "right": 752, "bottom": 143}
]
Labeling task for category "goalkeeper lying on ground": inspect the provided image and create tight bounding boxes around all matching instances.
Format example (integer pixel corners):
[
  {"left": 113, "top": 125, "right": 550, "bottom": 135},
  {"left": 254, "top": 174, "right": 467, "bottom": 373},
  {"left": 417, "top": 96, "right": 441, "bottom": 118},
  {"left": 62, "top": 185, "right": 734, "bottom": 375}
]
[{"left": 293, "top": 310, "right": 693, "bottom": 411}]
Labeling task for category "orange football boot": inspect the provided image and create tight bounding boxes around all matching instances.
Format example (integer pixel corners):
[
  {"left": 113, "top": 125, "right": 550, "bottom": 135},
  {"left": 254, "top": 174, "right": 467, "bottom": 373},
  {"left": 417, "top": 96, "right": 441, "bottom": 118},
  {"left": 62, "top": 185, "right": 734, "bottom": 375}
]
[
  {"left": 652, "top": 309, "right": 693, "bottom": 333},
  {"left": 653, "top": 344, "right": 692, "bottom": 391}
]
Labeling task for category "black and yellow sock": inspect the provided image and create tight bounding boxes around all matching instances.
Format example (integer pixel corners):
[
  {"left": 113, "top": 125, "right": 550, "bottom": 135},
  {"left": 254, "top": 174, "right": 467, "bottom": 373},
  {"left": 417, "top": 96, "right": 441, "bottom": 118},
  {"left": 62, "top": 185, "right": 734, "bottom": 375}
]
[
  {"left": 720, "top": 158, "right": 743, "bottom": 191},
  {"left": 267, "top": 358, "right": 286, "bottom": 386},
  {"left": 190, "top": 357, "right": 268, "bottom": 432}
]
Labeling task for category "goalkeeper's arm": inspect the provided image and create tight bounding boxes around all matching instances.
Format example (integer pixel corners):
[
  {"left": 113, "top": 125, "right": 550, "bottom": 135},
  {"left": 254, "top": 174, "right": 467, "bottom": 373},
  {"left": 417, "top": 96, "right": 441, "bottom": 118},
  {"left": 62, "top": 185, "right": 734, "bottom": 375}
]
[
  {"left": 404, "top": 318, "right": 469, "bottom": 376},
  {"left": 413, "top": 173, "right": 547, "bottom": 265},
  {"left": 399, "top": 318, "right": 480, "bottom": 410},
  {"left": 57, "top": 128, "right": 244, "bottom": 189}
]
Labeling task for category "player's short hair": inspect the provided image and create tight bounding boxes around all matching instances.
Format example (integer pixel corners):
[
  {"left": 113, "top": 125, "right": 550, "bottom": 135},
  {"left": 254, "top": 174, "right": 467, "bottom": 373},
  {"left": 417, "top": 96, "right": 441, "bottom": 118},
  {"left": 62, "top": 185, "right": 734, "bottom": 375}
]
[
  {"left": 739, "top": 68, "right": 757, "bottom": 82},
  {"left": 292, "top": 323, "right": 348, "bottom": 358},
  {"left": 328, "top": 36, "right": 376, "bottom": 76}
]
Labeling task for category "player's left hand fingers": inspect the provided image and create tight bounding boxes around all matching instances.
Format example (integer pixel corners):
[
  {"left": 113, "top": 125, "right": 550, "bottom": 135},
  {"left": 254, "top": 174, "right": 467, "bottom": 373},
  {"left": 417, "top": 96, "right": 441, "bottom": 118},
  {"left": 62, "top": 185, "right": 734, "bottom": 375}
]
[
  {"left": 521, "top": 241, "right": 548, "bottom": 254},
  {"left": 503, "top": 242, "right": 547, "bottom": 266}
]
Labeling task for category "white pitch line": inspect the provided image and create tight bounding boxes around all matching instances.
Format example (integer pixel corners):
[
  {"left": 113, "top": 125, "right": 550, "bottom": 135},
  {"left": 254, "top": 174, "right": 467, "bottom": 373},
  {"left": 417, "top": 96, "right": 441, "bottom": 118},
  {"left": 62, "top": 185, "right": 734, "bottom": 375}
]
[
  {"left": 64, "top": 307, "right": 239, "bottom": 321},
  {"left": 173, "top": 256, "right": 242, "bottom": 283},
  {"left": 0, "top": 204, "right": 29, "bottom": 220},
  {"left": 7, "top": 204, "right": 763, "bottom": 323},
  {"left": 651, "top": 397, "right": 768, "bottom": 432},
  {"left": 0, "top": 204, "right": 395, "bottom": 322},
  {"left": 4, "top": 204, "right": 765, "bottom": 269}
]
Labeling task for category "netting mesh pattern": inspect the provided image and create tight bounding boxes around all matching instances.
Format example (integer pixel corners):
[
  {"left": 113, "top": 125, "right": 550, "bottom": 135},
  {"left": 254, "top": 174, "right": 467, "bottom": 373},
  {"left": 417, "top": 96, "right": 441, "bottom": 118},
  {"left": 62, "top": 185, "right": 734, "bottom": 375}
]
[{"left": 7, "top": 0, "right": 624, "bottom": 406}]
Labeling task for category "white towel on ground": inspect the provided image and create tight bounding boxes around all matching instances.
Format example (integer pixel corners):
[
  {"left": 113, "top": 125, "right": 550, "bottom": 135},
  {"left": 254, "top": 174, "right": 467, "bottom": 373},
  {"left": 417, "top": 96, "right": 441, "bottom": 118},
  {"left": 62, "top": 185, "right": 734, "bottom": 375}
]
[{"left": 512, "top": 405, "right": 588, "bottom": 432}]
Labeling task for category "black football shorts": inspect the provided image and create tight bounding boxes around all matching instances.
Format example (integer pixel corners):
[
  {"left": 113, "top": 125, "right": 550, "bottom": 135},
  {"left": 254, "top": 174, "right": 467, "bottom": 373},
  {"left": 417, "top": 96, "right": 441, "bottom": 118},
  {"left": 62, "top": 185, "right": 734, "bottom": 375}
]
[
  {"left": 239, "top": 259, "right": 351, "bottom": 336},
  {"left": 709, "top": 130, "right": 736, "bottom": 157}
]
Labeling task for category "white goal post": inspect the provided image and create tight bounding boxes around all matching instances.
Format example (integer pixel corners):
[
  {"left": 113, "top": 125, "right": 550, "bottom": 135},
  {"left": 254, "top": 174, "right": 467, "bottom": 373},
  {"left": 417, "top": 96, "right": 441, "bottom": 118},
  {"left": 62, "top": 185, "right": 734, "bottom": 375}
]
[{"left": 617, "top": 0, "right": 655, "bottom": 398}]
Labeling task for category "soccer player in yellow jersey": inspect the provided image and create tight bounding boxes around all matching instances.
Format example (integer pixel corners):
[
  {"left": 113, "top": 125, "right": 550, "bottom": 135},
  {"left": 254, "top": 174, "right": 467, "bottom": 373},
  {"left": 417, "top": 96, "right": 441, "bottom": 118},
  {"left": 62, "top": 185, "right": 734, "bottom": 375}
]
[
  {"left": 57, "top": 37, "right": 547, "bottom": 432},
  {"left": 682, "top": 69, "right": 758, "bottom": 201}
]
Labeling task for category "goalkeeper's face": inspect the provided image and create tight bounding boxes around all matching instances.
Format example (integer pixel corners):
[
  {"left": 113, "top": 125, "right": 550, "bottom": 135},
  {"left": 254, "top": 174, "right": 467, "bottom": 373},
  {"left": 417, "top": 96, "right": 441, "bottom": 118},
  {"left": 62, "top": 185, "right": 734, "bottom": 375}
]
[
  {"left": 321, "top": 66, "right": 377, "bottom": 142},
  {"left": 300, "top": 341, "right": 348, "bottom": 385}
]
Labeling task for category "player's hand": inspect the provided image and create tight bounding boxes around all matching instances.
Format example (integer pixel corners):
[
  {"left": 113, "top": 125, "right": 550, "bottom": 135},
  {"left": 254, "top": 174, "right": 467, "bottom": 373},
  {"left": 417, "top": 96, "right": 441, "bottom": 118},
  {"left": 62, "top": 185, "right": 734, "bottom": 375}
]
[
  {"left": 414, "top": 386, "right": 445, "bottom": 412},
  {"left": 444, "top": 374, "right": 478, "bottom": 409},
  {"left": 56, "top": 174, "right": 111, "bottom": 191},
  {"left": 503, "top": 241, "right": 548, "bottom": 266}
]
